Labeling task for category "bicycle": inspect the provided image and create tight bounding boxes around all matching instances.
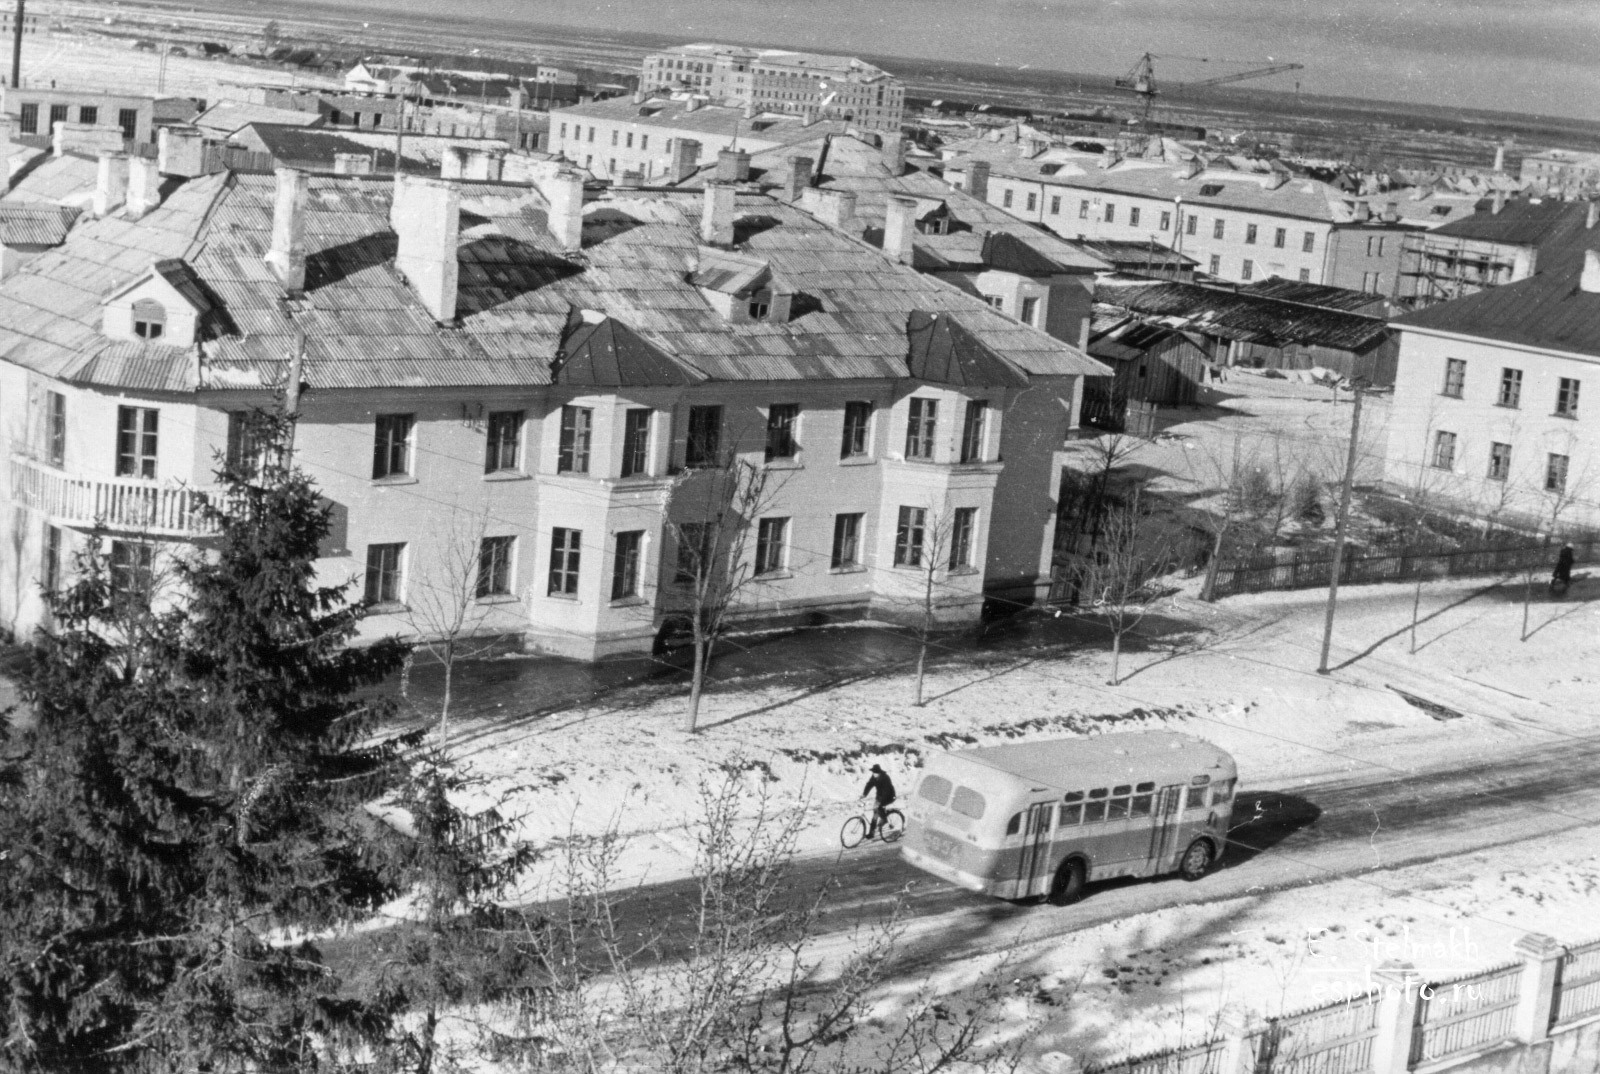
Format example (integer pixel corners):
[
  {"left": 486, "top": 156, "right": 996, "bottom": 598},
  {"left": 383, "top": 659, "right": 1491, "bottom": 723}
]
[{"left": 840, "top": 804, "right": 905, "bottom": 848}]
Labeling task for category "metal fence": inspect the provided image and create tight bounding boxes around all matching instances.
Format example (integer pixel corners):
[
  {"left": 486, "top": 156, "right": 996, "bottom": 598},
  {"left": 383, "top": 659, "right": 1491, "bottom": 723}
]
[
  {"left": 1082, "top": 1037, "right": 1232, "bottom": 1074},
  {"left": 1252, "top": 997, "right": 1381, "bottom": 1074},
  {"left": 1553, "top": 936, "right": 1600, "bottom": 1027},
  {"left": 1208, "top": 537, "right": 1596, "bottom": 599},
  {"left": 1409, "top": 962, "right": 1522, "bottom": 1067}
]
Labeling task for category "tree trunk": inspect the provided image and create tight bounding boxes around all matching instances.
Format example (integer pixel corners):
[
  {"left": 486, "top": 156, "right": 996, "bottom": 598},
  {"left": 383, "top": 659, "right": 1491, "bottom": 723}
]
[
  {"left": 1409, "top": 578, "right": 1422, "bottom": 654},
  {"left": 685, "top": 633, "right": 706, "bottom": 732},
  {"left": 915, "top": 641, "right": 927, "bottom": 707},
  {"left": 439, "top": 639, "right": 454, "bottom": 738},
  {"left": 1109, "top": 628, "right": 1122, "bottom": 685},
  {"left": 1521, "top": 569, "right": 1532, "bottom": 642},
  {"left": 1201, "top": 527, "right": 1225, "bottom": 601}
]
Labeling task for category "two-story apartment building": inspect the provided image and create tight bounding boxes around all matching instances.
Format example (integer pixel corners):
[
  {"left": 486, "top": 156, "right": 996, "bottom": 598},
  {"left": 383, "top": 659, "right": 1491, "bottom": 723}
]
[
  {"left": 0, "top": 154, "right": 1105, "bottom": 657},
  {"left": 1, "top": 87, "right": 155, "bottom": 146},
  {"left": 943, "top": 149, "right": 1471, "bottom": 297},
  {"left": 640, "top": 43, "right": 903, "bottom": 131},
  {"left": 1384, "top": 250, "right": 1600, "bottom": 530}
]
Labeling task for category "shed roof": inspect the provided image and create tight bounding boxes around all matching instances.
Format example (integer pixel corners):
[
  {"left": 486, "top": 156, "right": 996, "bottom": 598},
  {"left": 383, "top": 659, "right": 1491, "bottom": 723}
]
[
  {"left": 0, "top": 203, "right": 80, "bottom": 246},
  {"left": 1097, "top": 278, "right": 1391, "bottom": 350},
  {"left": 1235, "top": 278, "right": 1388, "bottom": 314}
]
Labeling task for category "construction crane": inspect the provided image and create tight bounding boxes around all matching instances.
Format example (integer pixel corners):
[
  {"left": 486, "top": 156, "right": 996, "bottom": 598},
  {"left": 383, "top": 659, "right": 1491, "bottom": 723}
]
[{"left": 1115, "top": 52, "right": 1304, "bottom": 124}]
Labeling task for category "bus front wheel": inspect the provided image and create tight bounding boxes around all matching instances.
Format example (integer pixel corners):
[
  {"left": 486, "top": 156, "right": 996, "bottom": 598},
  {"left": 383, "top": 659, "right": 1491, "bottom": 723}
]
[
  {"left": 1179, "top": 839, "right": 1213, "bottom": 881},
  {"left": 1048, "top": 859, "right": 1086, "bottom": 906}
]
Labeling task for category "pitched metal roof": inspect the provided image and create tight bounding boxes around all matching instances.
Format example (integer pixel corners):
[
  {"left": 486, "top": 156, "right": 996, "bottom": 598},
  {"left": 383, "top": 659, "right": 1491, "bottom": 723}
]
[
  {"left": 906, "top": 310, "right": 1030, "bottom": 389},
  {"left": 979, "top": 230, "right": 1067, "bottom": 275},
  {"left": 554, "top": 313, "right": 704, "bottom": 387},
  {"left": 0, "top": 203, "right": 80, "bottom": 246},
  {"left": 1097, "top": 278, "right": 1391, "bottom": 351},
  {"left": 690, "top": 247, "right": 771, "bottom": 295},
  {"left": 1235, "top": 278, "right": 1387, "bottom": 314},
  {"left": 1393, "top": 259, "right": 1600, "bottom": 359}
]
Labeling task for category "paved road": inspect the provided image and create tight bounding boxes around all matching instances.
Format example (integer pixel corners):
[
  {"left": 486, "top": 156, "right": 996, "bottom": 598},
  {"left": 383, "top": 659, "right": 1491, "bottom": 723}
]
[{"left": 572, "top": 732, "right": 1600, "bottom": 972}]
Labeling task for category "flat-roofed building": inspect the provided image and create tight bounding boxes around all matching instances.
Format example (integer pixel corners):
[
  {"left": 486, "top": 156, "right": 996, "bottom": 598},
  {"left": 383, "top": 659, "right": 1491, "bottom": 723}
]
[
  {"left": 2, "top": 88, "right": 154, "bottom": 146},
  {"left": 641, "top": 43, "right": 903, "bottom": 131}
]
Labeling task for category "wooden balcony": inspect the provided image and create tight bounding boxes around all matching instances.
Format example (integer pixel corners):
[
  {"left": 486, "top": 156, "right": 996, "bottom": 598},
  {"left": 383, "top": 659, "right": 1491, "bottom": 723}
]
[{"left": 8, "top": 453, "right": 220, "bottom": 536}]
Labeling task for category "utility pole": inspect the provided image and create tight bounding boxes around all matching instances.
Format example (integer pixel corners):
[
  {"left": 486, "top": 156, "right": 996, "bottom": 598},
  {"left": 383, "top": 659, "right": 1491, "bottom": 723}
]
[
  {"left": 1317, "top": 386, "right": 1364, "bottom": 673},
  {"left": 11, "top": 0, "right": 25, "bottom": 89},
  {"left": 284, "top": 328, "right": 305, "bottom": 460}
]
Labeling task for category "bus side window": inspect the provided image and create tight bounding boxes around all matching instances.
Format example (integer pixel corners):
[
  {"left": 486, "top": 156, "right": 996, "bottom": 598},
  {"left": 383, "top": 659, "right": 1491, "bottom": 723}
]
[
  {"left": 1084, "top": 788, "right": 1108, "bottom": 823},
  {"left": 1107, "top": 783, "right": 1132, "bottom": 820},
  {"left": 1130, "top": 781, "right": 1155, "bottom": 818},
  {"left": 1185, "top": 785, "right": 1207, "bottom": 809},
  {"left": 1059, "top": 791, "right": 1084, "bottom": 826},
  {"left": 1211, "top": 778, "right": 1236, "bottom": 805},
  {"left": 1006, "top": 813, "right": 1021, "bottom": 836}
]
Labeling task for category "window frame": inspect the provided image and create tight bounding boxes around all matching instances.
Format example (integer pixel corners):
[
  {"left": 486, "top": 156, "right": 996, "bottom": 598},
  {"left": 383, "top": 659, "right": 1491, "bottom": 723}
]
[
  {"left": 548, "top": 527, "right": 582, "bottom": 596},
  {"left": 611, "top": 530, "right": 644, "bottom": 600},
  {"left": 754, "top": 516, "right": 789, "bottom": 575},
  {"left": 364, "top": 542, "right": 405, "bottom": 606},
  {"left": 115, "top": 405, "right": 159, "bottom": 480},
  {"left": 477, "top": 535, "right": 515, "bottom": 598},
  {"left": 484, "top": 410, "right": 524, "bottom": 473},
  {"left": 685, "top": 404, "right": 723, "bottom": 468},
  {"left": 831, "top": 512, "right": 863, "bottom": 570},
  {"left": 1546, "top": 453, "right": 1569, "bottom": 493},
  {"left": 949, "top": 506, "right": 976, "bottom": 570},
  {"left": 1302, "top": 231, "right": 1316, "bottom": 253},
  {"left": 1487, "top": 441, "right": 1512, "bottom": 482},
  {"left": 1556, "top": 377, "right": 1580, "bottom": 418},
  {"left": 959, "top": 399, "right": 987, "bottom": 464},
  {"left": 1274, "top": 227, "right": 1286, "bottom": 249},
  {"left": 841, "top": 400, "right": 873, "bottom": 459},
  {"left": 764, "top": 403, "right": 800, "bottom": 462},
  {"left": 44, "top": 390, "right": 66, "bottom": 467},
  {"left": 1431, "top": 429, "right": 1457, "bottom": 471},
  {"left": 1442, "top": 358, "right": 1466, "bottom": 399},
  {"left": 1245, "top": 223, "right": 1257, "bottom": 245},
  {"left": 621, "top": 408, "right": 652, "bottom": 478},
  {"left": 894, "top": 505, "right": 927, "bottom": 568},
  {"left": 905, "top": 397, "right": 938, "bottom": 460},
  {"left": 109, "top": 539, "right": 156, "bottom": 610},
  {"left": 1497, "top": 367, "right": 1523, "bottom": 409},
  {"left": 558, "top": 404, "right": 594, "bottom": 474},
  {"left": 371, "top": 412, "right": 414, "bottom": 480}
]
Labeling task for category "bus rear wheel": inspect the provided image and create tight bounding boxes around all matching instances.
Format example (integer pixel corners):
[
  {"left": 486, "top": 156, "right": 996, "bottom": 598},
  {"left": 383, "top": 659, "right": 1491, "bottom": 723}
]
[
  {"left": 1179, "top": 839, "right": 1213, "bottom": 881},
  {"left": 1048, "top": 859, "right": 1086, "bottom": 906}
]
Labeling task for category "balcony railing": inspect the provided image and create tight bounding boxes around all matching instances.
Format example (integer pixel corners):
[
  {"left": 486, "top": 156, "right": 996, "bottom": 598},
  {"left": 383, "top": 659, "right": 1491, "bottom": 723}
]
[{"left": 8, "top": 453, "right": 221, "bottom": 536}]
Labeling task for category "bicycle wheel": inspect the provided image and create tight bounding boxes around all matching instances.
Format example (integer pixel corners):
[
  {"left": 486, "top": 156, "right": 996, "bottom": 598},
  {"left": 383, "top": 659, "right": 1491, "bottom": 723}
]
[
  {"left": 840, "top": 815, "right": 867, "bottom": 849},
  {"left": 880, "top": 809, "right": 906, "bottom": 843}
]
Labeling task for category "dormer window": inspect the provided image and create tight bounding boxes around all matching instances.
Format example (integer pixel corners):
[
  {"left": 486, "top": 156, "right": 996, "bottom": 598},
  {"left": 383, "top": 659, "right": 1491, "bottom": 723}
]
[
  {"left": 132, "top": 298, "right": 166, "bottom": 340},
  {"left": 748, "top": 292, "right": 771, "bottom": 319},
  {"left": 1198, "top": 183, "right": 1224, "bottom": 196}
]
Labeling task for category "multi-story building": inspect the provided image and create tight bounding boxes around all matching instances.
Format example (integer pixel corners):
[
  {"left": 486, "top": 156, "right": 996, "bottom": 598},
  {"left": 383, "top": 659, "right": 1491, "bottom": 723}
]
[
  {"left": 1519, "top": 149, "right": 1600, "bottom": 192},
  {"left": 1384, "top": 251, "right": 1600, "bottom": 530},
  {"left": 1, "top": 88, "right": 155, "bottom": 146},
  {"left": 942, "top": 149, "right": 1472, "bottom": 297},
  {"left": 0, "top": 154, "right": 1105, "bottom": 657},
  {"left": 549, "top": 94, "right": 843, "bottom": 182},
  {"left": 1398, "top": 196, "right": 1600, "bottom": 311},
  {"left": 639, "top": 43, "right": 903, "bottom": 131}
]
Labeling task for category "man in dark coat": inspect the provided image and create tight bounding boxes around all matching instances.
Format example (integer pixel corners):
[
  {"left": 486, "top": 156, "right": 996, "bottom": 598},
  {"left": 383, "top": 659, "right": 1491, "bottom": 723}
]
[
  {"left": 862, "top": 764, "right": 897, "bottom": 837},
  {"left": 1553, "top": 543, "right": 1575, "bottom": 589}
]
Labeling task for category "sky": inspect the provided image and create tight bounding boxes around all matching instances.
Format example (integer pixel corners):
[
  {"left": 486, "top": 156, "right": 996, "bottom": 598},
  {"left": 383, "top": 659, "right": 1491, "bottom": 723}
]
[{"left": 435, "top": 0, "right": 1600, "bottom": 120}]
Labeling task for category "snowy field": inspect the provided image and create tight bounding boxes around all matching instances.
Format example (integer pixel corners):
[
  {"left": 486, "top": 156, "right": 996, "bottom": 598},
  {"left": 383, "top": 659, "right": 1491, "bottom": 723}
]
[{"left": 14, "top": 30, "right": 330, "bottom": 99}]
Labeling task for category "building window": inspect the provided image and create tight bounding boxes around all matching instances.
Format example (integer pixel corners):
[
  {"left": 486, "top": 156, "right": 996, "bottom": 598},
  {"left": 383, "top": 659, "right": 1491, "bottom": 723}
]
[
  {"left": 115, "top": 406, "right": 159, "bottom": 479},
  {"left": 117, "top": 108, "right": 138, "bottom": 141},
  {"left": 949, "top": 506, "right": 976, "bottom": 569},
  {"left": 1298, "top": 268, "right": 1311, "bottom": 281},
  {"left": 841, "top": 400, "right": 873, "bottom": 458},
  {"left": 1050, "top": 195, "right": 1061, "bottom": 215},
  {"left": 1104, "top": 203, "right": 1116, "bottom": 223},
  {"left": 1213, "top": 219, "right": 1225, "bottom": 240},
  {"left": 1431, "top": 430, "right": 1457, "bottom": 470},
  {"left": 1129, "top": 206, "right": 1141, "bottom": 227},
  {"left": 558, "top": 405, "right": 593, "bottom": 473},
  {"left": 1079, "top": 200, "right": 1090, "bottom": 220},
  {"left": 905, "top": 397, "right": 937, "bottom": 459},
  {"left": 959, "top": 400, "right": 987, "bottom": 464},
  {"left": 1546, "top": 453, "right": 1569, "bottom": 493},
  {"left": 1025, "top": 192, "right": 1037, "bottom": 212},
  {"left": 477, "top": 536, "right": 515, "bottom": 598},
  {"left": 1361, "top": 271, "right": 1381, "bottom": 292},
  {"left": 611, "top": 129, "right": 619, "bottom": 146},
  {"left": 1019, "top": 296, "right": 1039, "bottom": 325},
  {"left": 1442, "top": 358, "right": 1466, "bottom": 398},
  {"left": 364, "top": 543, "right": 405, "bottom": 605},
  {"left": 586, "top": 126, "right": 595, "bottom": 142},
  {"left": 1274, "top": 227, "right": 1286, "bottom": 249},
  {"left": 1241, "top": 259, "right": 1254, "bottom": 280},
  {"left": 371, "top": 413, "right": 413, "bottom": 479},
  {"left": 754, "top": 517, "right": 788, "bottom": 575},
  {"left": 19, "top": 102, "right": 37, "bottom": 134},
  {"left": 1497, "top": 368, "right": 1522, "bottom": 409},
  {"left": 831, "top": 512, "right": 863, "bottom": 569},
  {"left": 686, "top": 404, "right": 723, "bottom": 467},
  {"left": 43, "top": 390, "right": 66, "bottom": 467},
  {"left": 548, "top": 527, "right": 582, "bottom": 596},
  {"left": 621, "top": 408, "right": 652, "bottom": 478},
  {"left": 42, "top": 524, "right": 62, "bottom": 594},
  {"left": 894, "top": 506, "right": 926, "bottom": 567},
  {"left": 1208, "top": 254, "right": 1221, "bottom": 275},
  {"left": 1302, "top": 231, "right": 1316, "bottom": 253},
  {"left": 559, "top": 122, "right": 567, "bottom": 139},
  {"left": 485, "top": 410, "right": 523, "bottom": 473},
  {"left": 48, "top": 103, "right": 67, "bottom": 130},
  {"left": 1186, "top": 214, "right": 1197, "bottom": 236},
  {"left": 611, "top": 530, "right": 643, "bottom": 600},
  {"left": 226, "top": 410, "right": 273, "bottom": 478},
  {"left": 1245, "top": 224, "right": 1258, "bottom": 244},
  {"left": 1002, "top": 189, "right": 1014, "bottom": 208},
  {"left": 1487, "top": 442, "right": 1512, "bottom": 482},
  {"left": 131, "top": 298, "right": 166, "bottom": 339},
  {"left": 640, "top": 134, "right": 648, "bottom": 150},
  {"left": 79, "top": 105, "right": 98, "bottom": 126},
  {"left": 1556, "top": 377, "right": 1580, "bottom": 418},
  {"left": 765, "top": 403, "right": 799, "bottom": 461},
  {"left": 1159, "top": 210, "right": 1171, "bottom": 231},
  {"left": 110, "top": 540, "right": 156, "bottom": 610}
]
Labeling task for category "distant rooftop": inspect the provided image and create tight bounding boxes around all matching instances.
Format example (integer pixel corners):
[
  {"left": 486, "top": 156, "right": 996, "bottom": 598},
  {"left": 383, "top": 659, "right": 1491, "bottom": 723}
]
[
  {"left": 555, "top": 94, "right": 846, "bottom": 146},
  {"left": 653, "top": 42, "right": 886, "bottom": 76},
  {"left": 1394, "top": 258, "right": 1600, "bottom": 360}
]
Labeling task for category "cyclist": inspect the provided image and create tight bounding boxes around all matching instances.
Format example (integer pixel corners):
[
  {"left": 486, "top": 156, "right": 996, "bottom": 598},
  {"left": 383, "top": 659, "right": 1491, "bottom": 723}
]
[{"left": 862, "top": 764, "right": 897, "bottom": 839}]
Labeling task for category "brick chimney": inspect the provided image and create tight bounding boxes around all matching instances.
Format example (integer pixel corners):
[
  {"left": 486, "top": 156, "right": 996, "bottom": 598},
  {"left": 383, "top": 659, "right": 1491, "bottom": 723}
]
[
  {"left": 684, "top": 95, "right": 702, "bottom": 113},
  {"left": 810, "top": 188, "right": 856, "bottom": 230},
  {"left": 544, "top": 168, "right": 585, "bottom": 253},
  {"left": 671, "top": 138, "right": 702, "bottom": 183},
  {"left": 392, "top": 176, "right": 461, "bottom": 323},
  {"left": 883, "top": 195, "right": 916, "bottom": 265},
  {"left": 716, "top": 148, "right": 750, "bottom": 182},
  {"left": 1583, "top": 250, "right": 1600, "bottom": 293},
  {"left": 881, "top": 131, "right": 907, "bottom": 176},
  {"left": 125, "top": 155, "right": 163, "bottom": 220},
  {"left": 1493, "top": 145, "right": 1506, "bottom": 173},
  {"left": 334, "top": 152, "right": 373, "bottom": 175},
  {"left": 94, "top": 152, "right": 128, "bottom": 217},
  {"left": 1492, "top": 190, "right": 1506, "bottom": 214},
  {"left": 967, "top": 160, "right": 990, "bottom": 201},
  {"left": 157, "top": 126, "right": 206, "bottom": 177},
  {"left": 785, "top": 156, "right": 813, "bottom": 201},
  {"left": 701, "top": 181, "right": 736, "bottom": 245},
  {"left": 264, "top": 167, "right": 309, "bottom": 291}
]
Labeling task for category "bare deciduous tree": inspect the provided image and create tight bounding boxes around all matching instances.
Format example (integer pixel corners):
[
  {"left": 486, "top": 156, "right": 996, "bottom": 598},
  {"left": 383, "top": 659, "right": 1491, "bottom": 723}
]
[
  {"left": 1078, "top": 489, "right": 1172, "bottom": 685},
  {"left": 404, "top": 497, "right": 498, "bottom": 737}
]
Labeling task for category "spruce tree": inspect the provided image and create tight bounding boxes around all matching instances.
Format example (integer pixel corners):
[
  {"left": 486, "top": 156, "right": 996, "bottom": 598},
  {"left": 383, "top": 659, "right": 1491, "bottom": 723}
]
[{"left": 0, "top": 411, "right": 413, "bottom": 1071}]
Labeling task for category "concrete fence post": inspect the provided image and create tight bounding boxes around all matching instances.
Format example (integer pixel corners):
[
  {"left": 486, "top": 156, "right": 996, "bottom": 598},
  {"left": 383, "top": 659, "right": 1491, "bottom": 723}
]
[
  {"left": 1217, "top": 1013, "right": 1264, "bottom": 1074},
  {"left": 1512, "top": 933, "right": 1563, "bottom": 1043},
  {"left": 1371, "top": 960, "right": 1423, "bottom": 1074}
]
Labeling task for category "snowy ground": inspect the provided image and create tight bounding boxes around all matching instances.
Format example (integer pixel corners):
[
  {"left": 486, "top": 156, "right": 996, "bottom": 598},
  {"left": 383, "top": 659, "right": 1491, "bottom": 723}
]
[{"left": 13, "top": 29, "right": 328, "bottom": 100}]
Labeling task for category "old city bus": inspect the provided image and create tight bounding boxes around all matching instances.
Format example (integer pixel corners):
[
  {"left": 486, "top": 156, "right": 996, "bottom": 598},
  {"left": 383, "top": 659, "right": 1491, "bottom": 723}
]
[{"left": 900, "top": 731, "right": 1237, "bottom": 904}]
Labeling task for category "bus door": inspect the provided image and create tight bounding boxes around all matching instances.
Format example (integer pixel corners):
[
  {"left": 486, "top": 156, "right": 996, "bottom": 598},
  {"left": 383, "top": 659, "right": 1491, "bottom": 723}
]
[
  {"left": 1016, "top": 801, "right": 1055, "bottom": 897},
  {"left": 1148, "top": 784, "right": 1187, "bottom": 873}
]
